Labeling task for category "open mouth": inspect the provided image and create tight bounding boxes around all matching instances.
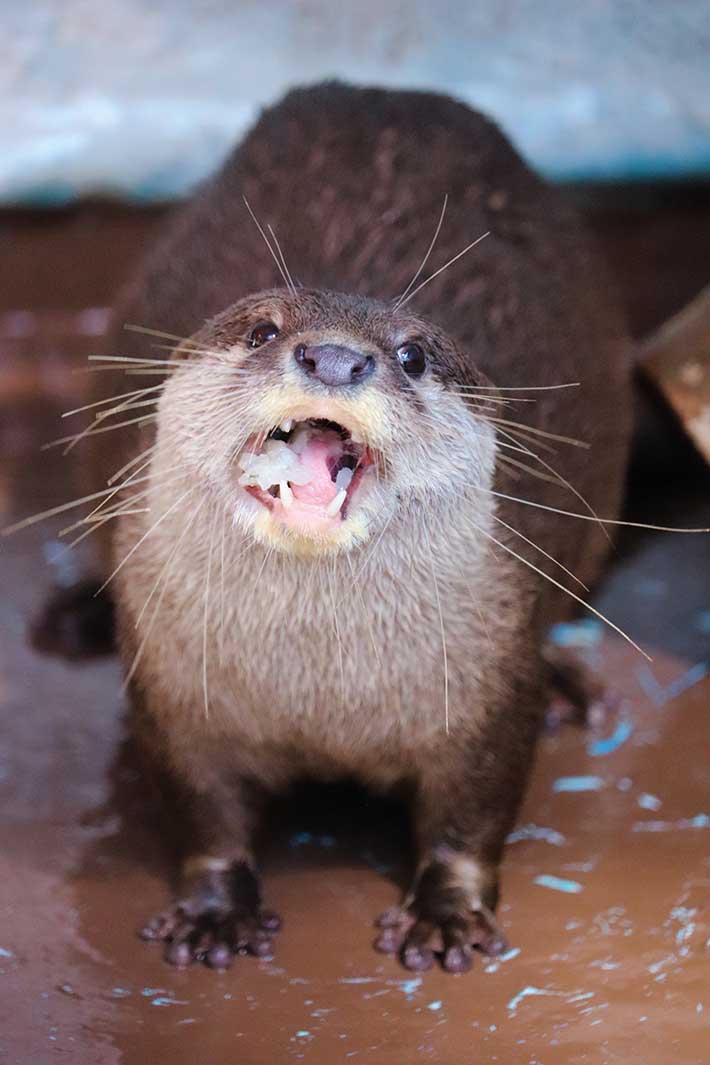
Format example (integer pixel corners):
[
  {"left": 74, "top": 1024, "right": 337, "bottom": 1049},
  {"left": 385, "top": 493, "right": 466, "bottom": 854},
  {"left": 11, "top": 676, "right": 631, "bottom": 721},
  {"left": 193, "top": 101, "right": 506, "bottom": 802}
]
[{"left": 237, "top": 418, "right": 376, "bottom": 534}]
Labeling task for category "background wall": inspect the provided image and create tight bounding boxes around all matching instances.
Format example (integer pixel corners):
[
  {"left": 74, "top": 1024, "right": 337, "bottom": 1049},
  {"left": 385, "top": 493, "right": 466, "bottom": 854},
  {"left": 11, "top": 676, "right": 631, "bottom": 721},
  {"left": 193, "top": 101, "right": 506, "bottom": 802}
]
[{"left": 3, "top": 0, "right": 710, "bottom": 205}]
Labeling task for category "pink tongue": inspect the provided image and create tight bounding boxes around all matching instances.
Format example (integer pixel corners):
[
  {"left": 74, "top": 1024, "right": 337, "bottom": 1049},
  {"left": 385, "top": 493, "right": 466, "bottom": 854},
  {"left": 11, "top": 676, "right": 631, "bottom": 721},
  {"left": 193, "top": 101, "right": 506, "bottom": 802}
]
[{"left": 290, "top": 437, "right": 340, "bottom": 506}]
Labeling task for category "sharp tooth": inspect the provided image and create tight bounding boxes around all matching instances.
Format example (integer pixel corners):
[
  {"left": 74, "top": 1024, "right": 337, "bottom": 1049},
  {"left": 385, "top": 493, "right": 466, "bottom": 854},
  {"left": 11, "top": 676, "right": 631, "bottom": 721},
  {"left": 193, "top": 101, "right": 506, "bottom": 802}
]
[
  {"left": 280, "top": 418, "right": 294, "bottom": 433},
  {"left": 326, "top": 489, "right": 347, "bottom": 518},
  {"left": 280, "top": 481, "right": 293, "bottom": 509},
  {"left": 335, "top": 466, "right": 354, "bottom": 492}
]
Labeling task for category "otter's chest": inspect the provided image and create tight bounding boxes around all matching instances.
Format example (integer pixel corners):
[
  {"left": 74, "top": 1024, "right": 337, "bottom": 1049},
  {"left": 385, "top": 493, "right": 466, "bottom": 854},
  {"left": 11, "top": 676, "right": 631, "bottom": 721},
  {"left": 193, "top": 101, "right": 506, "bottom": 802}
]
[{"left": 141, "top": 540, "right": 497, "bottom": 761}]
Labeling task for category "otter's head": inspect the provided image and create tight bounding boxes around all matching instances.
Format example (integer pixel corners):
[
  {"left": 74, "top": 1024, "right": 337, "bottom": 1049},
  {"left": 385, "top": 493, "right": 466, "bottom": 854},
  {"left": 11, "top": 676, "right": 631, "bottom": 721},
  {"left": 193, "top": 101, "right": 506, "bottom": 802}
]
[{"left": 159, "top": 289, "right": 497, "bottom": 555}]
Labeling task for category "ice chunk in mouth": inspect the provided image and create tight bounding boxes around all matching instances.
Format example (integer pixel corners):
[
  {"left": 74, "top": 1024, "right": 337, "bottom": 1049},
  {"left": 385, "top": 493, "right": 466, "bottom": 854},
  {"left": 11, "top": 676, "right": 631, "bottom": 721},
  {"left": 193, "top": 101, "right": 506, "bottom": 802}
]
[{"left": 237, "top": 418, "right": 370, "bottom": 528}]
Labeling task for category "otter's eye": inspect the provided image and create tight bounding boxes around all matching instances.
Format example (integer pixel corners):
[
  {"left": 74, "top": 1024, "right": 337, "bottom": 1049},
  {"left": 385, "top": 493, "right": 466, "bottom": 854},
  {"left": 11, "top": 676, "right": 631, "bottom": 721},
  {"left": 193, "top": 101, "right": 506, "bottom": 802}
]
[
  {"left": 396, "top": 342, "right": 426, "bottom": 377},
  {"left": 249, "top": 321, "right": 280, "bottom": 348}
]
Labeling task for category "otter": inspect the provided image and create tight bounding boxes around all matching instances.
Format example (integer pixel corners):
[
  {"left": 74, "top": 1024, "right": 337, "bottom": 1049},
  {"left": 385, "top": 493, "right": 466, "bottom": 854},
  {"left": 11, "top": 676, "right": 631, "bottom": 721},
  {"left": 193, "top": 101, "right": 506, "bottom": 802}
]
[{"left": 44, "top": 83, "right": 635, "bottom": 972}]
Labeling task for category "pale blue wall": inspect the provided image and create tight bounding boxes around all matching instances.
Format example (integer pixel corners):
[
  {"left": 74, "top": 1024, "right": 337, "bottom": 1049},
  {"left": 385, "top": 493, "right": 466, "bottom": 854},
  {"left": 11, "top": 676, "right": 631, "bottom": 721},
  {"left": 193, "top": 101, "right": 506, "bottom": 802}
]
[{"left": 3, "top": 0, "right": 710, "bottom": 204}]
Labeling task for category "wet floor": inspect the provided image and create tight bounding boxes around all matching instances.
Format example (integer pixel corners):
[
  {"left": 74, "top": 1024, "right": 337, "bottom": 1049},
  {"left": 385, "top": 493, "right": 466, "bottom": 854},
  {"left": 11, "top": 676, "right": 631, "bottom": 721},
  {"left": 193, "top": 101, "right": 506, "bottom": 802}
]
[{"left": 1, "top": 205, "right": 709, "bottom": 1063}]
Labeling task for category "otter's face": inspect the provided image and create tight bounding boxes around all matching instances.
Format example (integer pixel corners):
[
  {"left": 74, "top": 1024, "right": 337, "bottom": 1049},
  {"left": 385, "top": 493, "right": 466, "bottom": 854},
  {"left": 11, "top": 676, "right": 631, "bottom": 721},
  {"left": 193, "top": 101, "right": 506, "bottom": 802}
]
[{"left": 159, "top": 289, "right": 497, "bottom": 555}]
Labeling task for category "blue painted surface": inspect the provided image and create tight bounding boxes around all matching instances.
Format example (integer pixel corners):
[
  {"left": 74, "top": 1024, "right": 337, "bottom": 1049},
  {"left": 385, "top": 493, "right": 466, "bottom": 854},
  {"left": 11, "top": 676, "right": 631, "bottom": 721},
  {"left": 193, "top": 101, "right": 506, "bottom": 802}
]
[
  {"left": 587, "top": 718, "right": 634, "bottom": 757},
  {"left": 534, "top": 874, "right": 583, "bottom": 894},
  {"left": 553, "top": 775, "right": 604, "bottom": 793},
  {"left": 3, "top": 1, "right": 710, "bottom": 204}
]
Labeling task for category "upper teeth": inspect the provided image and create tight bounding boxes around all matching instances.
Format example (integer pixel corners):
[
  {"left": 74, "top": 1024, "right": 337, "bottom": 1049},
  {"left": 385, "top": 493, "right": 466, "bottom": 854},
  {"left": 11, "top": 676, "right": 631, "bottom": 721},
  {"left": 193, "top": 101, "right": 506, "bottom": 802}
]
[
  {"left": 279, "top": 418, "right": 294, "bottom": 433},
  {"left": 335, "top": 466, "right": 354, "bottom": 491},
  {"left": 279, "top": 481, "right": 293, "bottom": 509}
]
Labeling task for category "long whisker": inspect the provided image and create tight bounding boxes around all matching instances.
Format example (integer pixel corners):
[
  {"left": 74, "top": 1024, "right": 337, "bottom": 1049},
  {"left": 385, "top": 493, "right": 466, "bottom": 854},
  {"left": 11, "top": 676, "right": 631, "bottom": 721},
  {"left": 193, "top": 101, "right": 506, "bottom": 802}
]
[
  {"left": 123, "top": 323, "right": 204, "bottom": 349},
  {"left": 476, "top": 414, "right": 589, "bottom": 450},
  {"left": 58, "top": 509, "right": 150, "bottom": 554},
  {"left": 243, "top": 196, "right": 295, "bottom": 295},
  {"left": 344, "top": 552, "right": 382, "bottom": 669},
  {"left": 465, "top": 514, "right": 651, "bottom": 659},
  {"left": 426, "top": 531, "right": 450, "bottom": 735},
  {"left": 397, "top": 231, "right": 490, "bottom": 309},
  {"left": 108, "top": 444, "right": 157, "bottom": 485},
  {"left": 328, "top": 559, "right": 345, "bottom": 703},
  {"left": 490, "top": 512, "right": 589, "bottom": 591},
  {"left": 473, "top": 484, "right": 710, "bottom": 533},
  {"left": 491, "top": 423, "right": 610, "bottom": 542},
  {"left": 393, "top": 194, "right": 448, "bottom": 311},
  {"left": 60, "top": 397, "right": 161, "bottom": 455},
  {"left": 267, "top": 223, "right": 297, "bottom": 294},
  {"left": 62, "top": 385, "right": 164, "bottom": 418},
  {"left": 448, "top": 393, "right": 536, "bottom": 405},
  {"left": 202, "top": 508, "right": 218, "bottom": 719},
  {"left": 2, "top": 486, "right": 132, "bottom": 535},
  {"left": 43, "top": 413, "right": 158, "bottom": 452},
  {"left": 454, "top": 382, "right": 581, "bottom": 393},
  {"left": 125, "top": 497, "right": 207, "bottom": 687},
  {"left": 96, "top": 486, "right": 194, "bottom": 595},
  {"left": 219, "top": 509, "right": 228, "bottom": 667},
  {"left": 498, "top": 453, "right": 571, "bottom": 488}
]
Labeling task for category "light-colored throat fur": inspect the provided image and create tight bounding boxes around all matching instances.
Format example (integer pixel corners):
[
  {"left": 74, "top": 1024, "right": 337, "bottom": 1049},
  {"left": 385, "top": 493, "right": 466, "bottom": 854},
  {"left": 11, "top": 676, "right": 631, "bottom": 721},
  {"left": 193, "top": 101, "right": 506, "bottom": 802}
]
[{"left": 114, "top": 428, "right": 521, "bottom": 783}]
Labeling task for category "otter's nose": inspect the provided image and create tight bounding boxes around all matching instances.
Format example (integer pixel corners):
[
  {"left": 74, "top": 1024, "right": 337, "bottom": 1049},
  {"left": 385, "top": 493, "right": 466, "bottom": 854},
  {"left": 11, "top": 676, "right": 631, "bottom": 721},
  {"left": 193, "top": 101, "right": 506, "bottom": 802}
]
[{"left": 294, "top": 343, "right": 375, "bottom": 387}]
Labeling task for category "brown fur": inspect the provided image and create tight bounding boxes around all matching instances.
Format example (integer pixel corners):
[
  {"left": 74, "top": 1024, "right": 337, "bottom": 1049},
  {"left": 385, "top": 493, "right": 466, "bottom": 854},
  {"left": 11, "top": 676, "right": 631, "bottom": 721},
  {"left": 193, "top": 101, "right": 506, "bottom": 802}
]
[{"left": 91, "top": 82, "right": 632, "bottom": 972}]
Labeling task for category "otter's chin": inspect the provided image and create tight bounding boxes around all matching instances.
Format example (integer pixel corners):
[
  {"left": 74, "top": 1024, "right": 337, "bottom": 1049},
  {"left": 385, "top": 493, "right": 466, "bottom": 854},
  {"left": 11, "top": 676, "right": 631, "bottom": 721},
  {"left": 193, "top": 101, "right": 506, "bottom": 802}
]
[
  {"left": 233, "top": 416, "right": 379, "bottom": 553},
  {"left": 249, "top": 506, "right": 372, "bottom": 557}
]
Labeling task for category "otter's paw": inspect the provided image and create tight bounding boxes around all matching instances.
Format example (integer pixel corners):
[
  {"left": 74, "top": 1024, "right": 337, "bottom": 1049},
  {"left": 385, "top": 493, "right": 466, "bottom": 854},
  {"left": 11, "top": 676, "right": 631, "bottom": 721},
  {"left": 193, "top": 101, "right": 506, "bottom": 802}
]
[
  {"left": 139, "top": 862, "right": 281, "bottom": 970},
  {"left": 543, "top": 644, "right": 618, "bottom": 732},
  {"left": 374, "top": 877, "right": 507, "bottom": 974},
  {"left": 30, "top": 579, "right": 115, "bottom": 659}
]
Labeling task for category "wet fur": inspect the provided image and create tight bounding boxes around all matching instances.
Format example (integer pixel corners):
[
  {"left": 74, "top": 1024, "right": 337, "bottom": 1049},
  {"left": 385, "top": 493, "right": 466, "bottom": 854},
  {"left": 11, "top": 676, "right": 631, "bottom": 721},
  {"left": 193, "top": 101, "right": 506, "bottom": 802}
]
[{"left": 91, "top": 82, "right": 632, "bottom": 970}]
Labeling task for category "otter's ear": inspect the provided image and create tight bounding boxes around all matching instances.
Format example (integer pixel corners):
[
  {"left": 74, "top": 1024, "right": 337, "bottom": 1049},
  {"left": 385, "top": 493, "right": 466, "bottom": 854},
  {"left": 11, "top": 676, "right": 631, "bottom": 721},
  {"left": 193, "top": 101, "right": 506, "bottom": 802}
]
[{"left": 639, "top": 284, "right": 710, "bottom": 466}]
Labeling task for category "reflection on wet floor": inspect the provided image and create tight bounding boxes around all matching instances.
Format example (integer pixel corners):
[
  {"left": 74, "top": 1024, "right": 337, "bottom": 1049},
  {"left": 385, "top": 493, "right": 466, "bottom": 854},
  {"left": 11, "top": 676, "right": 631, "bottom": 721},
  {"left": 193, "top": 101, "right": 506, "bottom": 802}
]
[{"left": 1, "top": 232, "right": 709, "bottom": 1063}]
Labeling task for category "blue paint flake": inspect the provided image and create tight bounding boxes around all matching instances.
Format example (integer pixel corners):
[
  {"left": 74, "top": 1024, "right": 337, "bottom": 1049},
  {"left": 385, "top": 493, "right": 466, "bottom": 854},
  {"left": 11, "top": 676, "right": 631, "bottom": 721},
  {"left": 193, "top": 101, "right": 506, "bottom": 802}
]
[
  {"left": 295, "top": 1030, "right": 311, "bottom": 1038},
  {"left": 507, "top": 986, "right": 559, "bottom": 1013},
  {"left": 548, "top": 619, "right": 602, "bottom": 648},
  {"left": 340, "top": 976, "right": 376, "bottom": 985},
  {"left": 111, "top": 987, "right": 131, "bottom": 998},
  {"left": 637, "top": 793, "right": 662, "bottom": 811},
  {"left": 632, "top": 813, "right": 710, "bottom": 832},
  {"left": 391, "top": 976, "right": 422, "bottom": 1000},
  {"left": 427, "top": 1000, "right": 443, "bottom": 1011},
  {"left": 587, "top": 718, "right": 633, "bottom": 756},
  {"left": 0, "top": 947, "right": 14, "bottom": 958},
  {"left": 289, "top": 831, "right": 337, "bottom": 848},
  {"left": 507, "top": 823, "right": 566, "bottom": 846},
  {"left": 289, "top": 832, "right": 313, "bottom": 847},
  {"left": 534, "top": 874, "right": 583, "bottom": 894},
  {"left": 637, "top": 662, "right": 708, "bottom": 707},
  {"left": 553, "top": 775, "right": 604, "bottom": 793},
  {"left": 151, "top": 996, "right": 188, "bottom": 1007}
]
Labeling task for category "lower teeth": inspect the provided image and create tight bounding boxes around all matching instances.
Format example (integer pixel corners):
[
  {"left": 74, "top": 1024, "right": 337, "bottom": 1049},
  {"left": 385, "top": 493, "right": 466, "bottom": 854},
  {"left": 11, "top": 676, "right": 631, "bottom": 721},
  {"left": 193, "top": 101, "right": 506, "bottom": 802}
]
[
  {"left": 326, "top": 489, "right": 347, "bottom": 518},
  {"left": 279, "top": 481, "right": 294, "bottom": 509}
]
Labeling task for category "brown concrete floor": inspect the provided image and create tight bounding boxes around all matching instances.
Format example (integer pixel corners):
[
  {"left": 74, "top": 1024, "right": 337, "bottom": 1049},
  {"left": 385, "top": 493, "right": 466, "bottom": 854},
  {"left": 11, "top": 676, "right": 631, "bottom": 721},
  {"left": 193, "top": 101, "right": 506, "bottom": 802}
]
[{"left": 0, "top": 197, "right": 709, "bottom": 1064}]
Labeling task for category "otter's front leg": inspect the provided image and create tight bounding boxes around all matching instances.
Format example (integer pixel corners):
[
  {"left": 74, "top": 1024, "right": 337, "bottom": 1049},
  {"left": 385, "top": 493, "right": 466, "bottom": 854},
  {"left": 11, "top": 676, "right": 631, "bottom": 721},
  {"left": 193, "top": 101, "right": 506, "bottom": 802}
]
[
  {"left": 138, "top": 747, "right": 281, "bottom": 970},
  {"left": 375, "top": 699, "right": 540, "bottom": 973}
]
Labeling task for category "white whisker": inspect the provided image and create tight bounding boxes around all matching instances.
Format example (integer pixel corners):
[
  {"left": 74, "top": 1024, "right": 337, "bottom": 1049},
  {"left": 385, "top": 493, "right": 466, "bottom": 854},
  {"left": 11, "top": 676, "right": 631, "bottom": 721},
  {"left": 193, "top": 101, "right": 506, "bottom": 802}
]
[
  {"left": 465, "top": 514, "right": 651, "bottom": 659},
  {"left": 397, "top": 231, "right": 490, "bottom": 309},
  {"left": 393, "top": 194, "right": 448, "bottom": 310}
]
